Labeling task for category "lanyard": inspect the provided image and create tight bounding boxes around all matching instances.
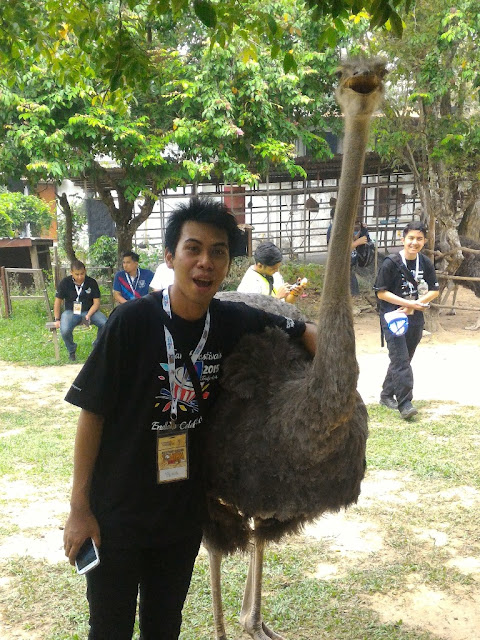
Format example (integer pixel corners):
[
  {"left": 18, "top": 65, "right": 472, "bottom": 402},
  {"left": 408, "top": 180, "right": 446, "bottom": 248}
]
[
  {"left": 125, "top": 269, "right": 139, "bottom": 293},
  {"left": 400, "top": 250, "right": 419, "bottom": 293},
  {"left": 73, "top": 281, "right": 84, "bottom": 302},
  {"left": 162, "top": 289, "right": 210, "bottom": 423}
]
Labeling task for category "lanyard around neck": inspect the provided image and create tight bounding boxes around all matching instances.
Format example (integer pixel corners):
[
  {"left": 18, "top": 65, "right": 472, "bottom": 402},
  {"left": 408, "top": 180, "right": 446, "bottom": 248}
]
[
  {"left": 161, "top": 289, "right": 210, "bottom": 423},
  {"left": 73, "top": 280, "right": 84, "bottom": 302},
  {"left": 125, "top": 269, "right": 139, "bottom": 292},
  {"left": 400, "top": 250, "right": 419, "bottom": 291}
]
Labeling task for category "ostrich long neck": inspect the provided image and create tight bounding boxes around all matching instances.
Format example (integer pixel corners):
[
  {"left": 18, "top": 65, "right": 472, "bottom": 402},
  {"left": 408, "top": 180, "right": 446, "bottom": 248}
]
[
  {"left": 309, "top": 62, "right": 385, "bottom": 420},
  {"left": 322, "top": 115, "right": 371, "bottom": 303}
]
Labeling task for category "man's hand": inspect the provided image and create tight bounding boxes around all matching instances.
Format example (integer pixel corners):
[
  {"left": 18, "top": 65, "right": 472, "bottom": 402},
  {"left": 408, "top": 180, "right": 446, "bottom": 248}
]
[
  {"left": 63, "top": 506, "right": 101, "bottom": 566},
  {"left": 352, "top": 235, "right": 368, "bottom": 249},
  {"left": 275, "top": 284, "right": 289, "bottom": 299}
]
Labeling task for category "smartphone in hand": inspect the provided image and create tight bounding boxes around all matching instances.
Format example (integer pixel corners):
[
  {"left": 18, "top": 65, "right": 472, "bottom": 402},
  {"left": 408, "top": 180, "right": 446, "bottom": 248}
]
[{"left": 75, "top": 538, "right": 100, "bottom": 575}]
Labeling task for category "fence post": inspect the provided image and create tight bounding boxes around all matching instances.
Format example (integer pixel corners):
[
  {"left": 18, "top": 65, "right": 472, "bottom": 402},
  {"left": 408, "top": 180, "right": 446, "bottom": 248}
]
[{"left": 0, "top": 266, "right": 9, "bottom": 318}]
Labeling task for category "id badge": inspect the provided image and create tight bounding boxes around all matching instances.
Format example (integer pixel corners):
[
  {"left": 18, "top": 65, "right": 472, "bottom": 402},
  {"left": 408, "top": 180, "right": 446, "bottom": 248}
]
[
  {"left": 157, "top": 432, "right": 188, "bottom": 483},
  {"left": 73, "top": 302, "right": 82, "bottom": 315}
]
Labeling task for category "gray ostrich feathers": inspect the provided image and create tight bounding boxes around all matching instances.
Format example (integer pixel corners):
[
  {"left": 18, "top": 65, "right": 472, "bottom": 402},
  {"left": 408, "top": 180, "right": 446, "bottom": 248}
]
[{"left": 204, "top": 291, "right": 368, "bottom": 555}]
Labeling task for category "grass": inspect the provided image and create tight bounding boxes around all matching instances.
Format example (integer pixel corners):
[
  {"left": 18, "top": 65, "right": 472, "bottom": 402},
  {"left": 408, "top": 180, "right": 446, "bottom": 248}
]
[
  {"left": 1, "top": 371, "right": 479, "bottom": 639},
  {"left": 0, "top": 291, "right": 479, "bottom": 639},
  {"left": 0, "top": 298, "right": 108, "bottom": 366}
]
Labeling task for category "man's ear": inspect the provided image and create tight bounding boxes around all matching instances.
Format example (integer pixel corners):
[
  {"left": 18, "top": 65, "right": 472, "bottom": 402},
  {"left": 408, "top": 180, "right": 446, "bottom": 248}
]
[{"left": 165, "top": 249, "right": 174, "bottom": 268}]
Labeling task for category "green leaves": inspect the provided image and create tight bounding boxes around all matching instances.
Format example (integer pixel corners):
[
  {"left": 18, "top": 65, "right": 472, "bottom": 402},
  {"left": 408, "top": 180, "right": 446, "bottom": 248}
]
[
  {"left": 0, "top": 192, "right": 52, "bottom": 237},
  {"left": 193, "top": 0, "right": 217, "bottom": 29}
]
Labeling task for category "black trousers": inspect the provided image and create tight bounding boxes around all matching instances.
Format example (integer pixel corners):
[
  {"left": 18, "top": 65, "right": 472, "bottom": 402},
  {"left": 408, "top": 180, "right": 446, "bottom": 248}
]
[
  {"left": 86, "top": 533, "right": 202, "bottom": 640},
  {"left": 381, "top": 321, "right": 424, "bottom": 409}
]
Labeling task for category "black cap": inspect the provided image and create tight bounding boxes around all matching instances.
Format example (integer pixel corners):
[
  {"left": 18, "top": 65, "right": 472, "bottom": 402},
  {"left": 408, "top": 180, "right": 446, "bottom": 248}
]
[{"left": 254, "top": 242, "right": 283, "bottom": 266}]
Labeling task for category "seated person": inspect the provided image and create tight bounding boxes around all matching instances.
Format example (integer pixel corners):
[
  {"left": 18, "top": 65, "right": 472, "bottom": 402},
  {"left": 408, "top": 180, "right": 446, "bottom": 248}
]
[
  {"left": 54, "top": 260, "right": 107, "bottom": 361},
  {"left": 150, "top": 261, "right": 175, "bottom": 292},
  {"left": 113, "top": 251, "right": 154, "bottom": 304},
  {"left": 237, "top": 242, "right": 289, "bottom": 299}
]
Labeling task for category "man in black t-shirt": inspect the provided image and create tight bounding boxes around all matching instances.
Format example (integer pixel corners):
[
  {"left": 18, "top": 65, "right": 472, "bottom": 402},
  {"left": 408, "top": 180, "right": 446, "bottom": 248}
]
[
  {"left": 54, "top": 260, "right": 107, "bottom": 361},
  {"left": 374, "top": 221, "right": 439, "bottom": 420},
  {"left": 62, "top": 198, "right": 317, "bottom": 640}
]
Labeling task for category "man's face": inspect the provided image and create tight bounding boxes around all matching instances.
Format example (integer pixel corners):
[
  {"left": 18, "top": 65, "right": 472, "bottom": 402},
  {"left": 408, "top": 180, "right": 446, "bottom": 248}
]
[
  {"left": 71, "top": 269, "right": 86, "bottom": 285},
  {"left": 122, "top": 256, "right": 138, "bottom": 275},
  {"left": 402, "top": 230, "right": 426, "bottom": 259},
  {"left": 255, "top": 262, "right": 281, "bottom": 276},
  {"left": 165, "top": 221, "right": 230, "bottom": 314}
]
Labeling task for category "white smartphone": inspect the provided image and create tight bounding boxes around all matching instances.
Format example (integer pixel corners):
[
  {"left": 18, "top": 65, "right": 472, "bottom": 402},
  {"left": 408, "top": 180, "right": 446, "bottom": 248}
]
[{"left": 75, "top": 538, "right": 100, "bottom": 575}]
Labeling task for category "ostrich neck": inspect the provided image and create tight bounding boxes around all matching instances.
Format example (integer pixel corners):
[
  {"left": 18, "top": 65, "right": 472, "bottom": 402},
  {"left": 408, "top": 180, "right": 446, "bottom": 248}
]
[
  {"left": 322, "top": 114, "right": 371, "bottom": 304},
  {"left": 311, "top": 112, "right": 373, "bottom": 399}
]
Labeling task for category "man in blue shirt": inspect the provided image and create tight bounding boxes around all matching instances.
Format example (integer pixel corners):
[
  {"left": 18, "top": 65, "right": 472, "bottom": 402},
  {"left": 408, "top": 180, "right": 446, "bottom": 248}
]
[{"left": 113, "top": 251, "right": 154, "bottom": 304}]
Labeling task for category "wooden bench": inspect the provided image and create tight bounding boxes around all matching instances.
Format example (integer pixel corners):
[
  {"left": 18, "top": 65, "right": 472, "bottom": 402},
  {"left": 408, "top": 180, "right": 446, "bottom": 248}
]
[{"left": 45, "top": 322, "right": 61, "bottom": 361}]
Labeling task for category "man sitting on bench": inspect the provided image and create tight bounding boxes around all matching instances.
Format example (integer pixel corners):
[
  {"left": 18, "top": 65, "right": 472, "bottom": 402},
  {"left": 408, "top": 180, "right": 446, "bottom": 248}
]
[{"left": 53, "top": 260, "right": 107, "bottom": 361}]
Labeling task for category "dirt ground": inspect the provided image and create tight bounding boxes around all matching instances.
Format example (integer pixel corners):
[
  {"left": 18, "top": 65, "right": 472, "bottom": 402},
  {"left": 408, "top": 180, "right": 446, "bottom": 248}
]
[{"left": 0, "top": 287, "right": 479, "bottom": 639}]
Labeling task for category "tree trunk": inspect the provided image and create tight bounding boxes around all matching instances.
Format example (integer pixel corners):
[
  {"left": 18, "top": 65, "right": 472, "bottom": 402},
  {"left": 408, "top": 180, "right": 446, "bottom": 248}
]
[
  {"left": 58, "top": 192, "right": 77, "bottom": 263},
  {"left": 458, "top": 199, "right": 480, "bottom": 241},
  {"left": 92, "top": 167, "right": 157, "bottom": 270}
]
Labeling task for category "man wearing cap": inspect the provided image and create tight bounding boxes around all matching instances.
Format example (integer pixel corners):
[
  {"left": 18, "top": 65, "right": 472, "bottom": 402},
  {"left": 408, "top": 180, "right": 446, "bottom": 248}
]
[
  {"left": 374, "top": 221, "right": 439, "bottom": 420},
  {"left": 237, "top": 241, "right": 290, "bottom": 299}
]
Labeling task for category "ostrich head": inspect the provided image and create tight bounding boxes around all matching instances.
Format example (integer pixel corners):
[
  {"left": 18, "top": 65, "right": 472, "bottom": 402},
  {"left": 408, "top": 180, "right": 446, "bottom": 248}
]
[{"left": 335, "top": 57, "right": 387, "bottom": 118}]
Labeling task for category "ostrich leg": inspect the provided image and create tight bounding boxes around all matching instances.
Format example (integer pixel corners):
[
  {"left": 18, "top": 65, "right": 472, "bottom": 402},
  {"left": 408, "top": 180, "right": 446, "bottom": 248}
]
[
  {"left": 209, "top": 548, "right": 228, "bottom": 640},
  {"left": 239, "top": 539, "right": 285, "bottom": 640},
  {"left": 465, "top": 314, "right": 480, "bottom": 330}
]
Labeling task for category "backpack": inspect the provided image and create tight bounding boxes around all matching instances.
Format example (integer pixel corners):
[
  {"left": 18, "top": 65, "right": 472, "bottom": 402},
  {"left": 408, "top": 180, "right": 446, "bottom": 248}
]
[{"left": 356, "top": 240, "right": 375, "bottom": 268}]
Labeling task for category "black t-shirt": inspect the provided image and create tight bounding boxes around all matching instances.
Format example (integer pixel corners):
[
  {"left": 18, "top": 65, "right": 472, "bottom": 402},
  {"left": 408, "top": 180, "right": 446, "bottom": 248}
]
[
  {"left": 374, "top": 253, "right": 439, "bottom": 325},
  {"left": 55, "top": 275, "right": 101, "bottom": 312},
  {"left": 65, "top": 293, "right": 306, "bottom": 549}
]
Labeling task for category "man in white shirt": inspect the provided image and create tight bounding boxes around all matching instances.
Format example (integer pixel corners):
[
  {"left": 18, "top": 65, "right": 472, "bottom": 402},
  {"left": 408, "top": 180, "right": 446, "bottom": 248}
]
[{"left": 237, "top": 242, "right": 290, "bottom": 299}]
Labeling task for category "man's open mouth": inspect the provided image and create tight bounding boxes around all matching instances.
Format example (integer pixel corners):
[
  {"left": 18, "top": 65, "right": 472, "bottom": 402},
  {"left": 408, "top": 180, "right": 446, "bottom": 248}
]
[{"left": 193, "top": 278, "right": 213, "bottom": 289}]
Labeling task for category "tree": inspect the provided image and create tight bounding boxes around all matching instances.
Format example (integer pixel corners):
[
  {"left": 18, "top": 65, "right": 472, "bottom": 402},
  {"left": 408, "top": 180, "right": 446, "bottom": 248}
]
[
  {"left": 0, "top": 0, "right": 413, "bottom": 92},
  {"left": 0, "top": 190, "right": 52, "bottom": 237},
  {"left": 0, "top": 1, "right": 342, "bottom": 265},
  {"left": 371, "top": 0, "right": 480, "bottom": 270}
]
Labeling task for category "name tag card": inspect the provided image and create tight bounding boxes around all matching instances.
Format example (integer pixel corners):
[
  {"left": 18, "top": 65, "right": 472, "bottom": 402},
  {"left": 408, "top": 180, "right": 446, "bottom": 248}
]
[
  {"left": 73, "top": 302, "right": 82, "bottom": 315},
  {"left": 157, "top": 432, "right": 188, "bottom": 483}
]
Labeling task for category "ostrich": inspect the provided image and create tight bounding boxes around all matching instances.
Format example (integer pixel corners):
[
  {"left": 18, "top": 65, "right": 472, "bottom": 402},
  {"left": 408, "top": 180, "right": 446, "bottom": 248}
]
[
  {"left": 438, "top": 236, "right": 480, "bottom": 330},
  {"left": 203, "top": 57, "right": 387, "bottom": 640}
]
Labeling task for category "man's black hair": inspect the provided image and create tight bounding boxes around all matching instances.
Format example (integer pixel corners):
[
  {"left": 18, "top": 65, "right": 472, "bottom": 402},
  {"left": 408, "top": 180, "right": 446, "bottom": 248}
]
[
  {"left": 123, "top": 250, "right": 140, "bottom": 262},
  {"left": 254, "top": 242, "right": 283, "bottom": 266},
  {"left": 165, "top": 197, "right": 244, "bottom": 257},
  {"left": 70, "top": 259, "right": 86, "bottom": 271},
  {"left": 403, "top": 221, "right": 427, "bottom": 237}
]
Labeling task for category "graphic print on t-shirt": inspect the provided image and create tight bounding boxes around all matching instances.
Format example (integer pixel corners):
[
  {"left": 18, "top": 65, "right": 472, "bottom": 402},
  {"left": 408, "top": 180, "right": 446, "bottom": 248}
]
[{"left": 155, "top": 360, "right": 210, "bottom": 414}]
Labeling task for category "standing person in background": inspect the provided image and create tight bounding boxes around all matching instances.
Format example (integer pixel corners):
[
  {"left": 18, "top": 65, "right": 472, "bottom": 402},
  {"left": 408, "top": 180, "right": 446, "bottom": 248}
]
[
  {"left": 113, "top": 251, "right": 154, "bottom": 304},
  {"left": 151, "top": 261, "right": 175, "bottom": 292},
  {"left": 327, "top": 211, "right": 370, "bottom": 296},
  {"left": 237, "top": 241, "right": 290, "bottom": 299},
  {"left": 374, "top": 221, "right": 439, "bottom": 420},
  {"left": 54, "top": 260, "right": 107, "bottom": 361}
]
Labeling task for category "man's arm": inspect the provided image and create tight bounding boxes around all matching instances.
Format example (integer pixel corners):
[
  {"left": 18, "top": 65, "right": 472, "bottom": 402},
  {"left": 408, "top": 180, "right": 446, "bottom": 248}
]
[
  {"left": 301, "top": 322, "right": 317, "bottom": 356},
  {"left": 53, "top": 297, "right": 63, "bottom": 328},
  {"left": 86, "top": 297, "right": 101, "bottom": 321},
  {"left": 352, "top": 235, "right": 368, "bottom": 249},
  {"left": 377, "top": 290, "right": 429, "bottom": 312},
  {"left": 113, "top": 290, "right": 127, "bottom": 304},
  {"left": 419, "top": 289, "right": 439, "bottom": 305},
  {"left": 63, "top": 409, "right": 104, "bottom": 565}
]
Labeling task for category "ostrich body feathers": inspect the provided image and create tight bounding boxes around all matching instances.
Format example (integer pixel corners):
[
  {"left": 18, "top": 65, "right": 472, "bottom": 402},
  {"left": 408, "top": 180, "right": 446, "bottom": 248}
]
[{"left": 203, "top": 291, "right": 368, "bottom": 554}]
